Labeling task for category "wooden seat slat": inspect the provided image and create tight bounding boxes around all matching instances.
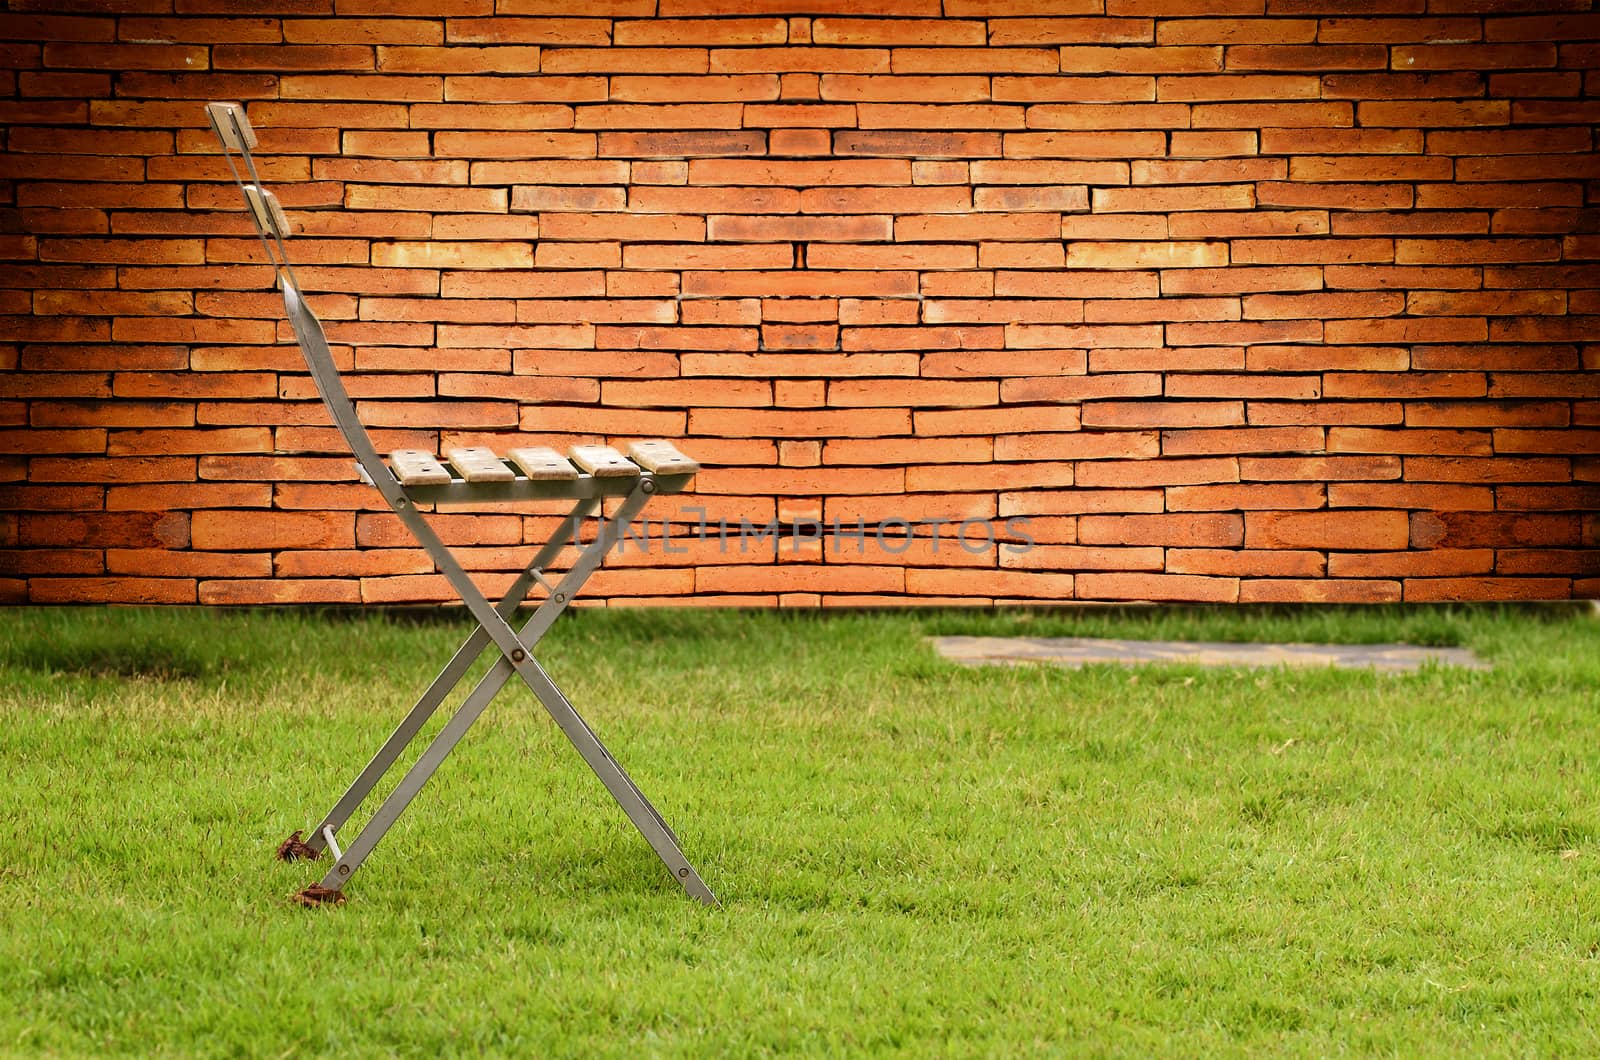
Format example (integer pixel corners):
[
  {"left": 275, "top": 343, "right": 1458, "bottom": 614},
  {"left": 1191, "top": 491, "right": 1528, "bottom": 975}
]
[
  {"left": 506, "top": 446, "right": 580, "bottom": 481},
  {"left": 628, "top": 439, "right": 699, "bottom": 476},
  {"left": 391, "top": 449, "right": 452, "bottom": 487},
  {"left": 447, "top": 446, "right": 515, "bottom": 483},
  {"left": 569, "top": 444, "right": 640, "bottom": 478}
]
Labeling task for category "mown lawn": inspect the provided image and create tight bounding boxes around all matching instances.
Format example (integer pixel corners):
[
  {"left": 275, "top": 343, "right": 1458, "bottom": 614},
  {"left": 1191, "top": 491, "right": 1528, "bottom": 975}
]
[{"left": 1, "top": 604, "right": 1597, "bottom": 1056}]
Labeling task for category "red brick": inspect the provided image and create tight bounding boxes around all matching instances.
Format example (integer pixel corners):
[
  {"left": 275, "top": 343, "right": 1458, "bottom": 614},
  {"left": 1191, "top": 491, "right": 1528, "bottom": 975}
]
[
  {"left": 892, "top": 47, "right": 1057, "bottom": 73},
  {"left": 1164, "top": 131, "right": 1254, "bottom": 158},
  {"left": 1169, "top": 549, "right": 1324, "bottom": 578},
  {"left": 1004, "top": 131, "right": 1167, "bottom": 159},
  {"left": 1168, "top": 482, "right": 1325, "bottom": 511},
  {"left": 910, "top": 569, "right": 1073, "bottom": 598},
  {"left": 1404, "top": 457, "right": 1569, "bottom": 484},
  {"left": 628, "top": 245, "right": 793, "bottom": 271},
  {"left": 710, "top": 47, "right": 890, "bottom": 74},
  {"left": 447, "top": 74, "right": 607, "bottom": 101},
  {"left": 1250, "top": 401, "right": 1396, "bottom": 426},
  {"left": 1395, "top": 42, "right": 1555, "bottom": 69},
  {"left": 1078, "top": 512, "right": 1242, "bottom": 547},
  {"left": 32, "top": 578, "right": 196, "bottom": 605},
  {"left": 768, "top": 128, "right": 832, "bottom": 155},
  {"left": 1241, "top": 456, "right": 1401, "bottom": 482},
  {"left": 986, "top": 18, "right": 1152, "bottom": 45},
  {"left": 1164, "top": 426, "right": 1325, "bottom": 456},
  {"left": 1324, "top": 372, "right": 1485, "bottom": 400},
  {"left": 1406, "top": 577, "right": 1573, "bottom": 601},
  {"left": 1328, "top": 482, "right": 1494, "bottom": 510},
  {"left": 1330, "top": 427, "right": 1493, "bottom": 457},
  {"left": 995, "top": 432, "right": 1159, "bottom": 462},
  {"left": 1359, "top": 100, "right": 1510, "bottom": 127},
  {"left": 763, "top": 323, "right": 839, "bottom": 350},
  {"left": 1083, "top": 401, "right": 1244, "bottom": 429},
  {"left": 1161, "top": 266, "right": 1320, "bottom": 295},
  {"left": 1245, "top": 510, "right": 1408, "bottom": 550},
  {"left": 1327, "top": 549, "right": 1492, "bottom": 578},
  {"left": 1239, "top": 578, "right": 1400, "bottom": 603},
  {"left": 21, "top": 512, "right": 188, "bottom": 550},
  {"left": 1077, "top": 572, "right": 1238, "bottom": 602},
  {"left": 1497, "top": 550, "right": 1600, "bottom": 578},
  {"left": 615, "top": 17, "right": 787, "bottom": 45},
  {"left": 744, "top": 103, "right": 859, "bottom": 128}
]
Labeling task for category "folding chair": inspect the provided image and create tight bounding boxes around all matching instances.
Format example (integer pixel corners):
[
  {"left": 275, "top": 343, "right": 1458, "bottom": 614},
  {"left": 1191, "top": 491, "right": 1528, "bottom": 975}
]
[{"left": 204, "top": 101, "right": 716, "bottom": 907}]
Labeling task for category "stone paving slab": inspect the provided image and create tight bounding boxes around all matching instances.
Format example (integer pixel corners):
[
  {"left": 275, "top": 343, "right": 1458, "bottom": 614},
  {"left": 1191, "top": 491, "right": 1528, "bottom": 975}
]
[{"left": 931, "top": 636, "right": 1490, "bottom": 672}]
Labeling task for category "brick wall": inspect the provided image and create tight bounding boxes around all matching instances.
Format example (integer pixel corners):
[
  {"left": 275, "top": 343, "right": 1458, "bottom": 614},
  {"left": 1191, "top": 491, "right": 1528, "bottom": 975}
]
[{"left": 2, "top": 1, "right": 1597, "bottom": 607}]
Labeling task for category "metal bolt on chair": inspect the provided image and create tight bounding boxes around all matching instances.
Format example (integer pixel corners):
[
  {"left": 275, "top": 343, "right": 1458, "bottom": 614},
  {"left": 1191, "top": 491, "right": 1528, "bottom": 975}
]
[{"left": 205, "top": 101, "right": 716, "bottom": 907}]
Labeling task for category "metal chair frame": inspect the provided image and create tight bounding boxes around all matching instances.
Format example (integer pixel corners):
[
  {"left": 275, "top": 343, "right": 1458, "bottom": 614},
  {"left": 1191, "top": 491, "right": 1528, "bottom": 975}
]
[{"left": 205, "top": 101, "right": 715, "bottom": 906}]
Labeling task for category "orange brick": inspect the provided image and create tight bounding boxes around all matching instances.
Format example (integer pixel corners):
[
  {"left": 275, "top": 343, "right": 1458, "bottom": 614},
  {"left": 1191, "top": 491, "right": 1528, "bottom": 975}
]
[
  {"left": 436, "top": 130, "right": 596, "bottom": 157},
  {"left": 764, "top": 323, "right": 839, "bottom": 350},
  {"left": 20, "top": 512, "right": 188, "bottom": 550},
  {"left": 1257, "top": 181, "right": 1413, "bottom": 211},
  {"left": 1076, "top": 572, "right": 1238, "bottom": 602},
  {"left": 1240, "top": 579, "right": 1400, "bottom": 603},
  {"left": 614, "top": 18, "right": 787, "bottom": 45},
  {"left": 446, "top": 73, "right": 607, "bottom": 101},
  {"left": 994, "top": 74, "right": 1155, "bottom": 103},
  {"left": 989, "top": 18, "right": 1153, "bottom": 45},
  {"left": 768, "top": 128, "right": 832, "bottom": 155},
  {"left": 1060, "top": 45, "right": 1220, "bottom": 72},
  {"left": 1080, "top": 513, "right": 1242, "bottom": 547},
  {"left": 1004, "top": 130, "right": 1166, "bottom": 159},
  {"left": 835, "top": 130, "right": 1001, "bottom": 158},
  {"left": 1165, "top": 426, "right": 1325, "bottom": 456},
  {"left": 1245, "top": 511, "right": 1408, "bottom": 551},
  {"left": 1168, "top": 549, "right": 1324, "bottom": 578},
  {"left": 1394, "top": 43, "right": 1555, "bottom": 70},
  {"left": 1359, "top": 100, "right": 1510, "bottom": 127},
  {"left": 1327, "top": 549, "right": 1492, "bottom": 579},
  {"left": 32, "top": 578, "right": 196, "bottom": 605},
  {"left": 1328, "top": 428, "right": 1492, "bottom": 457},
  {"left": 813, "top": 17, "right": 984, "bottom": 45},
  {"left": 1083, "top": 400, "right": 1243, "bottom": 429},
  {"left": 1328, "top": 483, "right": 1494, "bottom": 511},
  {"left": 1095, "top": 185, "right": 1253, "bottom": 213},
  {"left": 1068, "top": 241, "right": 1227, "bottom": 269},
  {"left": 1168, "top": 483, "right": 1325, "bottom": 511},
  {"left": 712, "top": 47, "right": 892, "bottom": 74},
  {"left": 1406, "top": 577, "right": 1572, "bottom": 602},
  {"left": 908, "top": 569, "right": 1073, "bottom": 598}
]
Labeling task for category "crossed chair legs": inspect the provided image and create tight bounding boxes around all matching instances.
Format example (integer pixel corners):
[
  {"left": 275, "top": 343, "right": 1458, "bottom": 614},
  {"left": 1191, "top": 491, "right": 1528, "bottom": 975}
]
[{"left": 278, "top": 479, "right": 717, "bottom": 907}]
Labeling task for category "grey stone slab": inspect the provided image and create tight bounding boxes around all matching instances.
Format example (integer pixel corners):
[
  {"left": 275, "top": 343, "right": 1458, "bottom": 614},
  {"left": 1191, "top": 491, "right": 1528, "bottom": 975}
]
[{"left": 931, "top": 635, "right": 1489, "bottom": 672}]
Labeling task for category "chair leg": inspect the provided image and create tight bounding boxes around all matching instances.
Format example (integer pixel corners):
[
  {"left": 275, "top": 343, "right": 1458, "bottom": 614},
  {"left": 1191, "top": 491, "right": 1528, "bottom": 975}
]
[
  {"left": 515, "top": 654, "right": 717, "bottom": 905},
  {"left": 308, "top": 620, "right": 715, "bottom": 906},
  {"left": 302, "top": 483, "right": 715, "bottom": 905},
  {"left": 311, "top": 648, "right": 513, "bottom": 895},
  {"left": 290, "top": 499, "right": 598, "bottom": 859}
]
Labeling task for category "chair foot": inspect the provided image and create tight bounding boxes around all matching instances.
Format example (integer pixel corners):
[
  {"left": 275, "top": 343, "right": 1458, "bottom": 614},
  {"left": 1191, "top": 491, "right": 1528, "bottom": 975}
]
[
  {"left": 292, "top": 884, "right": 346, "bottom": 908},
  {"left": 276, "top": 830, "right": 321, "bottom": 862}
]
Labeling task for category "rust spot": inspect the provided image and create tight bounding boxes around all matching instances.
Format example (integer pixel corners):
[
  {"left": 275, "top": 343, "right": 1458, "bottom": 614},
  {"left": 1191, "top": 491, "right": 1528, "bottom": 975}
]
[
  {"left": 275, "top": 829, "right": 321, "bottom": 863},
  {"left": 292, "top": 884, "right": 345, "bottom": 908}
]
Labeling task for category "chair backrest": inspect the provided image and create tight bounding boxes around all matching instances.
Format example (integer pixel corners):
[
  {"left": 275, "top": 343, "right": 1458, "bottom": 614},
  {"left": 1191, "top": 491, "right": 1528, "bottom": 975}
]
[{"left": 205, "top": 101, "right": 390, "bottom": 486}]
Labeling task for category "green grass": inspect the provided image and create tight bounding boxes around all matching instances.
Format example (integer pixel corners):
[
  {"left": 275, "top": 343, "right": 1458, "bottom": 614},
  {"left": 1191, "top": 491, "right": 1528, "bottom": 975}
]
[{"left": 1, "top": 604, "right": 1597, "bottom": 1056}]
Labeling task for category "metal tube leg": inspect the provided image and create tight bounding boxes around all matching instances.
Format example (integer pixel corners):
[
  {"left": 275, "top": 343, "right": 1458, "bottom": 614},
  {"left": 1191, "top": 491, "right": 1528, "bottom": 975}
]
[
  {"left": 302, "top": 498, "right": 598, "bottom": 853},
  {"left": 315, "top": 653, "right": 516, "bottom": 892},
  {"left": 317, "top": 623, "right": 714, "bottom": 904},
  {"left": 310, "top": 496, "right": 635, "bottom": 891},
  {"left": 515, "top": 655, "right": 716, "bottom": 905},
  {"left": 311, "top": 481, "right": 713, "bottom": 904}
]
